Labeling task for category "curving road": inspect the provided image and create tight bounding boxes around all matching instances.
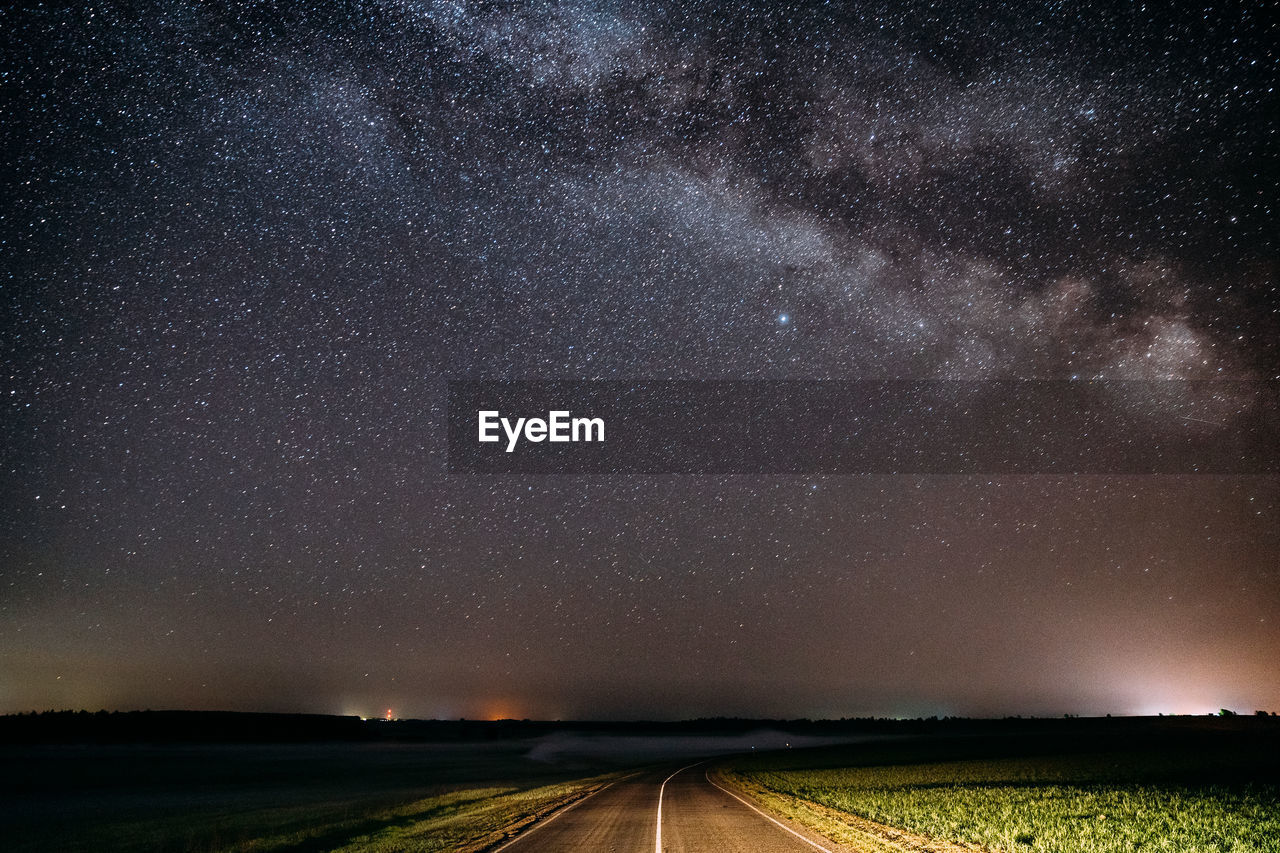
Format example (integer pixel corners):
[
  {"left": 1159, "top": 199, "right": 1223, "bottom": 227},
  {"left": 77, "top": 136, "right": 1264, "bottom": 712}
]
[{"left": 495, "top": 761, "right": 846, "bottom": 853}]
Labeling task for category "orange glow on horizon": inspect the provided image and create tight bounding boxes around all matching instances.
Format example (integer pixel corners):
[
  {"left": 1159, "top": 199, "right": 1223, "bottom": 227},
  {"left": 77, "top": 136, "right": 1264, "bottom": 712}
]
[{"left": 480, "top": 700, "right": 522, "bottom": 721}]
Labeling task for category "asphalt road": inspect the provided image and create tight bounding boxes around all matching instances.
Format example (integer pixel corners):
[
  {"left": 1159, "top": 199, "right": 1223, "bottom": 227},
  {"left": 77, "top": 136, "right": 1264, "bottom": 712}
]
[{"left": 496, "top": 761, "right": 846, "bottom": 852}]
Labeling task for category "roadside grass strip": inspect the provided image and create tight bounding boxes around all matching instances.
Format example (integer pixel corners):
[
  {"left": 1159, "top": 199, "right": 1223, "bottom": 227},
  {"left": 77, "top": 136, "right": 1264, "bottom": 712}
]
[{"left": 302, "top": 775, "right": 618, "bottom": 853}]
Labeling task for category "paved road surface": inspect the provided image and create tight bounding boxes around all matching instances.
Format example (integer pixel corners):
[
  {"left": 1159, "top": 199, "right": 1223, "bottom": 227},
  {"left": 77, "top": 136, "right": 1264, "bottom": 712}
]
[{"left": 497, "top": 761, "right": 846, "bottom": 852}]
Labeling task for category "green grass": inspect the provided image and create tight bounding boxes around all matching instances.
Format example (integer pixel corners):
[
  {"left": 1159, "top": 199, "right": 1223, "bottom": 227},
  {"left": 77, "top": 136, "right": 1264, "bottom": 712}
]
[
  {"left": 320, "top": 778, "right": 611, "bottom": 853},
  {"left": 725, "top": 738, "right": 1280, "bottom": 853}
]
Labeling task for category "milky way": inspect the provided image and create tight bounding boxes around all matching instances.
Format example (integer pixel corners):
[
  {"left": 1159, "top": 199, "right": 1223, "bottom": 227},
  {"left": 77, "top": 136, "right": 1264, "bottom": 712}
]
[{"left": 3, "top": 1, "right": 1278, "bottom": 719}]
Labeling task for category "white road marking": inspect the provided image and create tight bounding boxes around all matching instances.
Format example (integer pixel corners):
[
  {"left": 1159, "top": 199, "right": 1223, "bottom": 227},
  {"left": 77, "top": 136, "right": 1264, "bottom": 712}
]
[
  {"left": 704, "top": 770, "right": 836, "bottom": 853},
  {"left": 492, "top": 774, "right": 631, "bottom": 852},
  {"left": 655, "top": 761, "right": 706, "bottom": 853}
]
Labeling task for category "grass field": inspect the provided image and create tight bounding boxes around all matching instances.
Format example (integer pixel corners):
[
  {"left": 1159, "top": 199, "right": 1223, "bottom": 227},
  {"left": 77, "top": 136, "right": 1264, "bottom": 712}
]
[
  {"left": 93, "top": 775, "right": 618, "bottom": 853},
  {"left": 723, "top": 730, "right": 1280, "bottom": 853},
  {"left": 1, "top": 741, "right": 621, "bottom": 853}
]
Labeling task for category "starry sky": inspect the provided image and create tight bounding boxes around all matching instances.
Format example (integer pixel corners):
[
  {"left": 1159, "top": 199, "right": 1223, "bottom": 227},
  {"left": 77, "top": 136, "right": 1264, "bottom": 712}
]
[{"left": 3, "top": 0, "right": 1278, "bottom": 720}]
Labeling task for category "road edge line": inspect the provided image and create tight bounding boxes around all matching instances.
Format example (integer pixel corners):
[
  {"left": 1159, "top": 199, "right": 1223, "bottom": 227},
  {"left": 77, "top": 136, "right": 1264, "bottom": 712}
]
[{"left": 704, "top": 770, "right": 836, "bottom": 853}]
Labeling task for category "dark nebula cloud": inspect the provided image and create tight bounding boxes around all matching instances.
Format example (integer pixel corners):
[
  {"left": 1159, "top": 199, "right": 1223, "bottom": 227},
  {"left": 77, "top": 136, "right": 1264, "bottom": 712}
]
[{"left": 2, "top": 0, "right": 1277, "bottom": 719}]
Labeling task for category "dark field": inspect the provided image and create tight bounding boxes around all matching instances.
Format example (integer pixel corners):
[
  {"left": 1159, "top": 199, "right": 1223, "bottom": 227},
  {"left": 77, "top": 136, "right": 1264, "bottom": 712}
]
[{"left": 2, "top": 740, "right": 622, "bottom": 852}]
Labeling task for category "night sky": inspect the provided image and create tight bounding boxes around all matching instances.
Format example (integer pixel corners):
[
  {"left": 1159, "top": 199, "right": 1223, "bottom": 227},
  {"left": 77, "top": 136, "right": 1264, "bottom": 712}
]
[{"left": 3, "top": 1, "right": 1278, "bottom": 721}]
